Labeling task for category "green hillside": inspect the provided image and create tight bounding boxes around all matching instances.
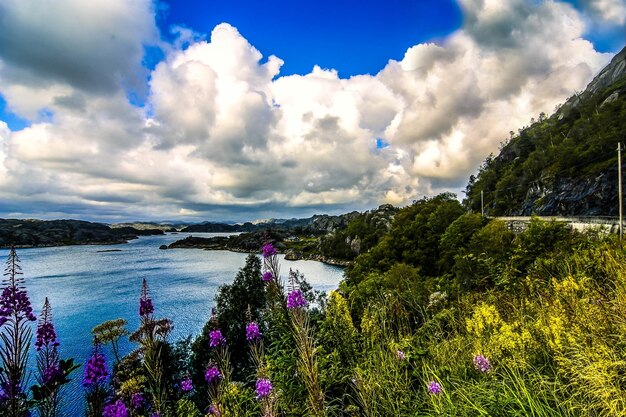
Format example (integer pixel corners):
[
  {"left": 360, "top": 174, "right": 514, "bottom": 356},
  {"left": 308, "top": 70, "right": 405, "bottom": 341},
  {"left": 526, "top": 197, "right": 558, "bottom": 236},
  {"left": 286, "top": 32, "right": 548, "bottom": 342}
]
[{"left": 465, "top": 46, "right": 626, "bottom": 216}]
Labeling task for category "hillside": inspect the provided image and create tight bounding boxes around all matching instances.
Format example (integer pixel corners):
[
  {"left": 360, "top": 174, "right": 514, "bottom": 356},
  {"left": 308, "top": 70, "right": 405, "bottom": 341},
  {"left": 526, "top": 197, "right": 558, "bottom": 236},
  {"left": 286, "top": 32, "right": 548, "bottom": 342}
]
[
  {"left": 465, "top": 45, "right": 626, "bottom": 216},
  {"left": 0, "top": 219, "right": 164, "bottom": 248}
]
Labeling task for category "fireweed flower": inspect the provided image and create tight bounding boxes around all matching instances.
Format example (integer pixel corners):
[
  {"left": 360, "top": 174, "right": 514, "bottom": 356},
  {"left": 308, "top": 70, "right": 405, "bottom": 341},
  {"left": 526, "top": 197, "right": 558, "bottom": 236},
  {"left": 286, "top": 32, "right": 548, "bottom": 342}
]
[
  {"left": 103, "top": 399, "right": 129, "bottom": 417},
  {"left": 205, "top": 366, "right": 221, "bottom": 384},
  {"left": 131, "top": 392, "right": 144, "bottom": 409},
  {"left": 139, "top": 279, "right": 154, "bottom": 317},
  {"left": 180, "top": 377, "right": 193, "bottom": 392},
  {"left": 473, "top": 354, "right": 492, "bottom": 373},
  {"left": 262, "top": 271, "right": 273, "bottom": 282},
  {"left": 286, "top": 290, "right": 307, "bottom": 309},
  {"left": 427, "top": 381, "right": 443, "bottom": 395},
  {"left": 255, "top": 378, "right": 272, "bottom": 399},
  {"left": 0, "top": 286, "right": 36, "bottom": 324},
  {"left": 83, "top": 351, "right": 108, "bottom": 387},
  {"left": 42, "top": 363, "right": 61, "bottom": 384},
  {"left": 35, "top": 321, "right": 58, "bottom": 351},
  {"left": 209, "top": 329, "right": 226, "bottom": 347},
  {"left": 246, "top": 322, "right": 262, "bottom": 341},
  {"left": 262, "top": 243, "right": 277, "bottom": 258}
]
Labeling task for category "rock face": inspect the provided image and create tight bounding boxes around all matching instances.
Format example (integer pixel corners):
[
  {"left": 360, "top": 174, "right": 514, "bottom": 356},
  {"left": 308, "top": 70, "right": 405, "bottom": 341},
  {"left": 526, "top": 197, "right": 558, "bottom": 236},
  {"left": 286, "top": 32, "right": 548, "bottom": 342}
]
[
  {"left": 559, "top": 46, "right": 626, "bottom": 116},
  {"left": 518, "top": 167, "right": 618, "bottom": 216},
  {"left": 0, "top": 219, "right": 163, "bottom": 248}
]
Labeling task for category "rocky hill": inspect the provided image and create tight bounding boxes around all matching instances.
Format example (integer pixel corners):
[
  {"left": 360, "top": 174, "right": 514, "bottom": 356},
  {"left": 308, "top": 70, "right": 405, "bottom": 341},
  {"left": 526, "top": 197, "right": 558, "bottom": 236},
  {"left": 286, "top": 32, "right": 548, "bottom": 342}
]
[
  {"left": 166, "top": 204, "right": 397, "bottom": 265},
  {"left": 0, "top": 219, "right": 164, "bottom": 248},
  {"left": 465, "top": 45, "right": 626, "bottom": 216}
]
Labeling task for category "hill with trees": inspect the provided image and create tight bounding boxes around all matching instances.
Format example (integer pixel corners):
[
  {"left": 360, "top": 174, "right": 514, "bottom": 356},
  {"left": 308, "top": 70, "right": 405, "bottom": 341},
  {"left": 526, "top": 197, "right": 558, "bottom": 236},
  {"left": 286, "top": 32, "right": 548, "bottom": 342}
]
[{"left": 465, "top": 45, "right": 626, "bottom": 216}]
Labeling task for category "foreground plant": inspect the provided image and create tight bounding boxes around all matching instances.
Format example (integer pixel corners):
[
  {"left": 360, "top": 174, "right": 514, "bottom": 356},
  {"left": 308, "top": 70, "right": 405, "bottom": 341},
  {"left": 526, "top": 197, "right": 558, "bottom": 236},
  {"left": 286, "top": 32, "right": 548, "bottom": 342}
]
[
  {"left": 83, "top": 342, "right": 108, "bottom": 417},
  {"left": 287, "top": 269, "right": 325, "bottom": 417},
  {"left": 0, "top": 247, "right": 37, "bottom": 417},
  {"left": 129, "top": 278, "right": 173, "bottom": 415},
  {"left": 31, "top": 298, "right": 78, "bottom": 417}
]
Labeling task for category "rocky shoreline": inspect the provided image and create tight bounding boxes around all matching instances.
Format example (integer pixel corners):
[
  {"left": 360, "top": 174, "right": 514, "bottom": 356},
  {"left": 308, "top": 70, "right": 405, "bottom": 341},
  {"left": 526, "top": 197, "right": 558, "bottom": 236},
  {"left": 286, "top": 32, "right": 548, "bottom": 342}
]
[{"left": 164, "top": 235, "right": 350, "bottom": 267}]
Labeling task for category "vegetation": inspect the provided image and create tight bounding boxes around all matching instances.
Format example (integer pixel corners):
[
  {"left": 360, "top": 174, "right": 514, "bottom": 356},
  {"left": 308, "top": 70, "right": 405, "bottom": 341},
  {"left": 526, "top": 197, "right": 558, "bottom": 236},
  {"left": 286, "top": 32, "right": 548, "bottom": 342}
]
[
  {"left": 3, "top": 192, "right": 626, "bottom": 416},
  {"left": 465, "top": 74, "right": 626, "bottom": 215}
]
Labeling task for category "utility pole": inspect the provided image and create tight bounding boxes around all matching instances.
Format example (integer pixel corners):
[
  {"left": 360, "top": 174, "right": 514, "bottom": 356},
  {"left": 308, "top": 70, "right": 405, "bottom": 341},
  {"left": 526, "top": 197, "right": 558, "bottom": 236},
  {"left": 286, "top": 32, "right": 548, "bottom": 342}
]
[
  {"left": 619, "top": 143, "right": 623, "bottom": 247},
  {"left": 481, "top": 190, "right": 484, "bottom": 217}
]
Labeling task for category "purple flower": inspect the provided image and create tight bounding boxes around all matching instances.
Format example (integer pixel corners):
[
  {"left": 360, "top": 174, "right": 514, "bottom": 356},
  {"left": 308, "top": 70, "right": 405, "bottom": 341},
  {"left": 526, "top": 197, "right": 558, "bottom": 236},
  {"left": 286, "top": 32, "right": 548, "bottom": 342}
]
[
  {"left": 139, "top": 279, "right": 154, "bottom": 317},
  {"left": 103, "top": 399, "right": 129, "bottom": 417},
  {"left": 473, "top": 354, "right": 492, "bottom": 373},
  {"left": 246, "top": 322, "right": 262, "bottom": 341},
  {"left": 0, "top": 287, "right": 36, "bottom": 323},
  {"left": 396, "top": 350, "right": 406, "bottom": 361},
  {"left": 180, "top": 377, "right": 193, "bottom": 392},
  {"left": 262, "top": 271, "right": 273, "bottom": 282},
  {"left": 427, "top": 381, "right": 443, "bottom": 395},
  {"left": 82, "top": 351, "right": 108, "bottom": 387},
  {"left": 209, "top": 329, "right": 226, "bottom": 347},
  {"left": 131, "top": 392, "right": 144, "bottom": 409},
  {"left": 262, "top": 243, "right": 277, "bottom": 258},
  {"left": 255, "top": 378, "right": 272, "bottom": 399},
  {"left": 207, "top": 404, "right": 220, "bottom": 416},
  {"left": 205, "top": 366, "right": 221, "bottom": 384},
  {"left": 42, "top": 363, "right": 61, "bottom": 384},
  {"left": 35, "top": 298, "right": 59, "bottom": 351},
  {"left": 286, "top": 290, "right": 307, "bottom": 309},
  {"left": 35, "top": 322, "right": 58, "bottom": 351}
]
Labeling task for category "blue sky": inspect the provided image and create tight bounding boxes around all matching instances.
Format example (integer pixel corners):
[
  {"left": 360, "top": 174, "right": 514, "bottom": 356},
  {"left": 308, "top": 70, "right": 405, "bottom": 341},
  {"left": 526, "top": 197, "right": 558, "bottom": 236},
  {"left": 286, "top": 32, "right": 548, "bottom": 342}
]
[
  {"left": 0, "top": 0, "right": 624, "bottom": 222},
  {"left": 156, "top": 0, "right": 464, "bottom": 77}
]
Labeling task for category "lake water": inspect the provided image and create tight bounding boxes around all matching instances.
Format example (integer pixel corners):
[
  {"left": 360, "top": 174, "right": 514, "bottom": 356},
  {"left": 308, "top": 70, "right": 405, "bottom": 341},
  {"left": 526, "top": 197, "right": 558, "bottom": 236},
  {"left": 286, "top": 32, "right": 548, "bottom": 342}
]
[{"left": 0, "top": 233, "right": 345, "bottom": 415}]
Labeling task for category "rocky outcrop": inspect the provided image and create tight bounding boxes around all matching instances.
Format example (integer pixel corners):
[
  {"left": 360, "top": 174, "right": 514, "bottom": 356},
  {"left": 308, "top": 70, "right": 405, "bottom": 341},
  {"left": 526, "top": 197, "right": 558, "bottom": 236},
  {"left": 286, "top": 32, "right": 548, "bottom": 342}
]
[
  {"left": 559, "top": 46, "right": 626, "bottom": 116},
  {"left": 0, "top": 219, "right": 163, "bottom": 248},
  {"left": 518, "top": 167, "right": 618, "bottom": 216}
]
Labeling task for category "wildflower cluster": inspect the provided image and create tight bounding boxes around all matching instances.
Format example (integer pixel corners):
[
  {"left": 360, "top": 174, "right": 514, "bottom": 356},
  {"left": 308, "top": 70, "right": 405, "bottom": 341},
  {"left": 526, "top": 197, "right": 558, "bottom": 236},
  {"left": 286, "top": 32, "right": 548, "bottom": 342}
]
[
  {"left": 139, "top": 278, "right": 154, "bottom": 317},
  {"left": 35, "top": 321, "right": 58, "bottom": 351},
  {"left": 262, "top": 243, "right": 277, "bottom": 258},
  {"left": 180, "top": 377, "right": 193, "bottom": 392},
  {"left": 473, "top": 354, "right": 492, "bottom": 373},
  {"left": 83, "top": 351, "right": 108, "bottom": 387},
  {"left": 255, "top": 378, "right": 272, "bottom": 399},
  {"left": 205, "top": 366, "right": 221, "bottom": 384},
  {"left": 209, "top": 329, "right": 226, "bottom": 347},
  {"left": 103, "top": 399, "right": 129, "bottom": 417},
  {"left": 246, "top": 322, "right": 262, "bottom": 341},
  {"left": 286, "top": 289, "right": 307, "bottom": 309},
  {"left": 0, "top": 286, "right": 36, "bottom": 324},
  {"left": 131, "top": 392, "right": 144, "bottom": 409},
  {"left": 42, "top": 363, "right": 61, "bottom": 384},
  {"left": 427, "top": 381, "right": 442, "bottom": 395}
]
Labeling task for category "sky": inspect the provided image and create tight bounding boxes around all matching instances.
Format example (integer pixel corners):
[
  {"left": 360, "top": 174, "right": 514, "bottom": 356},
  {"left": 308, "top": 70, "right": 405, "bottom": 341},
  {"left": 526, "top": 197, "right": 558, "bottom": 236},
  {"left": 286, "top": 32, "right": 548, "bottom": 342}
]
[{"left": 0, "top": 0, "right": 624, "bottom": 223}]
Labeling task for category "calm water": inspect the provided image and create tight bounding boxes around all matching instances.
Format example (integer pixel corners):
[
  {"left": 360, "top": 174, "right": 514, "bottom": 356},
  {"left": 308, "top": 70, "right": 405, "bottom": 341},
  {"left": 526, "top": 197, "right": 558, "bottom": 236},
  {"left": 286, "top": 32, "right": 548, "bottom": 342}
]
[{"left": 0, "top": 233, "right": 345, "bottom": 416}]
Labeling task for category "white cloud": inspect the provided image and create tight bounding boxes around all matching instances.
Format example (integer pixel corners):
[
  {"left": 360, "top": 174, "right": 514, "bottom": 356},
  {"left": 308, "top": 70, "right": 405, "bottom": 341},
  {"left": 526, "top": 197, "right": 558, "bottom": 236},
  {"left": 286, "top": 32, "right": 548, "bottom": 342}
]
[
  {"left": 0, "top": 0, "right": 159, "bottom": 117},
  {"left": 0, "top": 0, "right": 617, "bottom": 221},
  {"left": 578, "top": 0, "right": 626, "bottom": 25}
]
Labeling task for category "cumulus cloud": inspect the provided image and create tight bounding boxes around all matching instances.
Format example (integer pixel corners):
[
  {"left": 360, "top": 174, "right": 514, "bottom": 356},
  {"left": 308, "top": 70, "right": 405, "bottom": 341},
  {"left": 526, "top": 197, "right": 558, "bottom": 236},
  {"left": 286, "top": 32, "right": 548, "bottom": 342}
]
[
  {"left": 0, "top": 0, "right": 159, "bottom": 117},
  {"left": 0, "top": 0, "right": 617, "bottom": 221},
  {"left": 577, "top": 0, "right": 626, "bottom": 25}
]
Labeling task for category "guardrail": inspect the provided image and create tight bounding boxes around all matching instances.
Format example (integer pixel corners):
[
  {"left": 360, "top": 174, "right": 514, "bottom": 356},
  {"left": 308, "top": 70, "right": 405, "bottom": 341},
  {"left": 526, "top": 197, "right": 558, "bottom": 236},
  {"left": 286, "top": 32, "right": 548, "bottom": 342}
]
[{"left": 493, "top": 216, "right": 620, "bottom": 225}]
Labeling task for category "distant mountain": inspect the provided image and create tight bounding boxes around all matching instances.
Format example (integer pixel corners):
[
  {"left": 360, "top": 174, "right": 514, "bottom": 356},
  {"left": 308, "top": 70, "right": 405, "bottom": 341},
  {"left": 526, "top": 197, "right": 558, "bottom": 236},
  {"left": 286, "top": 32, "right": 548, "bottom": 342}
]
[
  {"left": 179, "top": 211, "right": 365, "bottom": 234},
  {"left": 110, "top": 222, "right": 180, "bottom": 232},
  {"left": 465, "top": 45, "right": 626, "bottom": 216}
]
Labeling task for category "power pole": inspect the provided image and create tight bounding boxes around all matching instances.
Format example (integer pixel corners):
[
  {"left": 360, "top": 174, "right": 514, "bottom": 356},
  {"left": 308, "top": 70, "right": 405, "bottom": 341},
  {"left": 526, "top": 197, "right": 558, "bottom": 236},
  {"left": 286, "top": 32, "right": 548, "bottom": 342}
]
[
  {"left": 481, "top": 190, "right": 484, "bottom": 217},
  {"left": 619, "top": 143, "right": 623, "bottom": 247}
]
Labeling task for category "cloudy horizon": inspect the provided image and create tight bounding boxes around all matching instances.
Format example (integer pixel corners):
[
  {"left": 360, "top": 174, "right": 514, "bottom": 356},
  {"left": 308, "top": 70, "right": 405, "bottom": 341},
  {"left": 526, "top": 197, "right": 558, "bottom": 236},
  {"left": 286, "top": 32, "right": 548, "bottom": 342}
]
[{"left": 0, "top": 0, "right": 624, "bottom": 223}]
